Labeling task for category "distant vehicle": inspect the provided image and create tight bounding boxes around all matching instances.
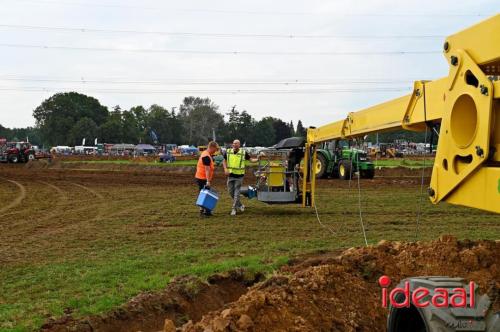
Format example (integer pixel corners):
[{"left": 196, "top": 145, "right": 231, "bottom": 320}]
[
  {"left": 0, "top": 141, "right": 36, "bottom": 163},
  {"left": 178, "top": 145, "right": 198, "bottom": 156},
  {"left": 74, "top": 146, "right": 98, "bottom": 155},
  {"left": 51, "top": 146, "right": 72, "bottom": 155},
  {"left": 159, "top": 151, "right": 176, "bottom": 163}
]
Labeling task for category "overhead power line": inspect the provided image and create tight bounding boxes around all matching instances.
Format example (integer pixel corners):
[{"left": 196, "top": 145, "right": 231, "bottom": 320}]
[
  {"left": 4, "top": 0, "right": 489, "bottom": 17},
  {"left": 0, "top": 43, "right": 440, "bottom": 55},
  {"left": 0, "top": 87, "right": 412, "bottom": 94},
  {"left": 0, "top": 24, "right": 445, "bottom": 39},
  {"left": 0, "top": 76, "right": 421, "bottom": 85}
]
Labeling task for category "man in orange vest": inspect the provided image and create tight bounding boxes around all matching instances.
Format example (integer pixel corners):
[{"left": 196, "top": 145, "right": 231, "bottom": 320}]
[{"left": 195, "top": 141, "right": 219, "bottom": 216}]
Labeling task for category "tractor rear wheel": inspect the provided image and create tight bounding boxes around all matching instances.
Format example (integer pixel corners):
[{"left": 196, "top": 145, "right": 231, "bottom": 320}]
[
  {"left": 315, "top": 154, "right": 327, "bottom": 178},
  {"left": 338, "top": 160, "right": 352, "bottom": 180},
  {"left": 9, "top": 155, "right": 18, "bottom": 163}
]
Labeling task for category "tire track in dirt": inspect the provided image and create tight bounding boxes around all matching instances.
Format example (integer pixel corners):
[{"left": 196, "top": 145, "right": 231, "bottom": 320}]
[
  {"left": 68, "top": 182, "right": 105, "bottom": 220},
  {"left": 35, "top": 181, "right": 69, "bottom": 223},
  {"left": 0, "top": 178, "right": 27, "bottom": 215}
]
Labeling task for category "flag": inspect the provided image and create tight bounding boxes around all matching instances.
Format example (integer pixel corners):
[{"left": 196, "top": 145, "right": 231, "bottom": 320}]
[{"left": 150, "top": 130, "right": 158, "bottom": 143}]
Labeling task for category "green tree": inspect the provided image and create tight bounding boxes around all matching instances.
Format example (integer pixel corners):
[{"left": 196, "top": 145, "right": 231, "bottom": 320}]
[
  {"left": 130, "top": 105, "right": 148, "bottom": 143},
  {"left": 69, "top": 118, "right": 98, "bottom": 146},
  {"left": 33, "top": 92, "right": 108, "bottom": 146},
  {"left": 225, "top": 107, "right": 256, "bottom": 145},
  {"left": 264, "top": 117, "right": 292, "bottom": 142},
  {"left": 99, "top": 110, "right": 123, "bottom": 143},
  {"left": 121, "top": 110, "right": 141, "bottom": 143},
  {"left": 146, "top": 104, "right": 184, "bottom": 144},
  {"left": 179, "top": 97, "right": 224, "bottom": 145},
  {"left": 254, "top": 118, "right": 276, "bottom": 146},
  {"left": 296, "top": 120, "right": 306, "bottom": 137}
]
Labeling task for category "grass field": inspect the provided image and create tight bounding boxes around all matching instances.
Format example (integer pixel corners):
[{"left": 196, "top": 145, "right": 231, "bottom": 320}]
[
  {"left": 0, "top": 166, "right": 497, "bottom": 331},
  {"left": 61, "top": 157, "right": 434, "bottom": 169},
  {"left": 373, "top": 158, "right": 433, "bottom": 168}
]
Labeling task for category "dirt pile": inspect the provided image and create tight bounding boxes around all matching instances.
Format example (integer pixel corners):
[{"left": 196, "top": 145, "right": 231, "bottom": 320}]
[
  {"left": 40, "top": 270, "right": 264, "bottom": 332},
  {"left": 177, "top": 237, "right": 499, "bottom": 332}
]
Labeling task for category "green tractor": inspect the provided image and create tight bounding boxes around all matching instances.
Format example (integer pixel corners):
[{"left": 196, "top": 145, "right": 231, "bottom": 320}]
[{"left": 314, "top": 141, "right": 375, "bottom": 180}]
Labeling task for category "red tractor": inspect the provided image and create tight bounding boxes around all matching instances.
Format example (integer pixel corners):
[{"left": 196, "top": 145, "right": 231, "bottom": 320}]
[{"left": 0, "top": 141, "right": 36, "bottom": 163}]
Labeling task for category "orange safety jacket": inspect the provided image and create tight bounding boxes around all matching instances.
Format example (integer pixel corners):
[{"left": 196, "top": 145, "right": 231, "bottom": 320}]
[{"left": 195, "top": 150, "right": 214, "bottom": 181}]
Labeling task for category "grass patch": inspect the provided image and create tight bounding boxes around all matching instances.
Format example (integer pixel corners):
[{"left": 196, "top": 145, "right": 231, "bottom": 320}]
[
  {"left": 0, "top": 173, "right": 497, "bottom": 331},
  {"left": 373, "top": 158, "right": 434, "bottom": 168}
]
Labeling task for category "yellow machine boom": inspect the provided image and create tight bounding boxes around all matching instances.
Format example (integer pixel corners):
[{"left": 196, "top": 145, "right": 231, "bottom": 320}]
[{"left": 302, "top": 14, "right": 500, "bottom": 213}]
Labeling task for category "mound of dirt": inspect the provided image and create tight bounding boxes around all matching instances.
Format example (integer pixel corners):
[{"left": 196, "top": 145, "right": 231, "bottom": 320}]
[
  {"left": 177, "top": 237, "right": 499, "bottom": 332},
  {"left": 40, "top": 270, "right": 264, "bottom": 332},
  {"left": 37, "top": 238, "right": 500, "bottom": 332}
]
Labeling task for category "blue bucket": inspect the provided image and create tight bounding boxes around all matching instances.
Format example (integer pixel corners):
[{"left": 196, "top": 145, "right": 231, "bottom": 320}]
[{"left": 196, "top": 189, "right": 219, "bottom": 211}]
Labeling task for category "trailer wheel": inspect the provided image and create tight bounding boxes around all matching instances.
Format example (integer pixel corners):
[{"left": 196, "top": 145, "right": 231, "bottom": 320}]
[
  {"left": 338, "top": 161, "right": 352, "bottom": 180},
  {"left": 27, "top": 153, "right": 35, "bottom": 161},
  {"left": 315, "top": 154, "right": 327, "bottom": 178},
  {"left": 387, "top": 276, "right": 498, "bottom": 332},
  {"left": 9, "top": 155, "right": 19, "bottom": 163}
]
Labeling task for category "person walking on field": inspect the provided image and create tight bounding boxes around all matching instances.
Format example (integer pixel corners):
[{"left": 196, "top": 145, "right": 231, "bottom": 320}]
[
  {"left": 223, "top": 139, "right": 258, "bottom": 216},
  {"left": 195, "top": 141, "right": 219, "bottom": 217}
]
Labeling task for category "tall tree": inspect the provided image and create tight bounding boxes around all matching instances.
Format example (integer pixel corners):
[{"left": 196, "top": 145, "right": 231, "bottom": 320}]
[
  {"left": 289, "top": 121, "right": 295, "bottom": 136},
  {"left": 33, "top": 92, "right": 108, "bottom": 146},
  {"left": 69, "top": 118, "right": 98, "bottom": 146},
  {"left": 98, "top": 110, "right": 123, "bottom": 143},
  {"left": 225, "top": 107, "right": 256, "bottom": 145},
  {"left": 296, "top": 120, "right": 306, "bottom": 137},
  {"left": 179, "top": 97, "right": 224, "bottom": 145},
  {"left": 266, "top": 117, "right": 292, "bottom": 142},
  {"left": 254, "top": 118, "right": 276, "bottom": 146}
]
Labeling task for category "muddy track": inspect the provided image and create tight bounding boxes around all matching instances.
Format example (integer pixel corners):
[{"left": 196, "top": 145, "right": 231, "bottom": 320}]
[
  {"left": 33, "top": 181, "right": 70, "bottom": 223},
  {"left": 0, "top": 178, "right": 27, "bottom": 215}
]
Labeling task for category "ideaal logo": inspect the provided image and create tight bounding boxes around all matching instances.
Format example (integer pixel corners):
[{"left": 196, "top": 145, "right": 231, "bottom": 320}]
[{"left": 378, "top": 276, "right": 475, "bottom": 308}]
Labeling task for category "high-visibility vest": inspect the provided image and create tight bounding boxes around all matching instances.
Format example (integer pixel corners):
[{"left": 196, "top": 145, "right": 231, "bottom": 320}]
[
  {"left": 226, "top": 148, "right": 246, "bottom": 175},
  {"left": 195, "top": 150, "right": 214, "bottom": 180}
]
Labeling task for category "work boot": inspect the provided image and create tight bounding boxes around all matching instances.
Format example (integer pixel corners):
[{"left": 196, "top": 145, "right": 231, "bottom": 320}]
[
  {"left": 239, "top": 205, "right": 245, "bottom": 212},
  {"left": 231, "top": 209, "right": 237, "bottom": 216}
]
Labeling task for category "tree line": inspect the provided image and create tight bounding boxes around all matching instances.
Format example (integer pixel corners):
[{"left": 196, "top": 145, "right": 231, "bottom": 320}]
[
  {"left": 8, "top": 92, "right": 307, "bottom": 147},
  {"left": 1, "top": 91, "right": 429, "bottom": 147}
]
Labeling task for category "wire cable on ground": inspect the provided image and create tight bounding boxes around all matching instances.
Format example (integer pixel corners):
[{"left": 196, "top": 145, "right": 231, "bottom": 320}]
[
  {"left": 414, "top": 126, "right": 428, "bottom": 241},
  {"left": 355, "top": 146, "right": 369, "bottom": 246},
  {"left": 313, "top": 202, "right": 337, "bottom": 236}
]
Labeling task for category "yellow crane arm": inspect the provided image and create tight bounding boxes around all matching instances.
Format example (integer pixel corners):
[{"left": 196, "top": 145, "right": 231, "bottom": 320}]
[{"left": 303, "top": 14, "right": 500, "bottom": 213}]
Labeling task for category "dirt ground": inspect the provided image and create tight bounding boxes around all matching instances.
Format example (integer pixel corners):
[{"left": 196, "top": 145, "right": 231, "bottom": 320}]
[
  {"left": 180, "top": 237, "right": 500, "bottom": 332},
  {"left": 0, "top": 162, "right": 498, "bottom": 331}
]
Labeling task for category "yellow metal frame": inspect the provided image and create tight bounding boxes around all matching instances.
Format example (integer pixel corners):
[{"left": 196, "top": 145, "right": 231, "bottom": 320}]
[{"left": 302, "top": 14, "right": 500, "bottom": 213}]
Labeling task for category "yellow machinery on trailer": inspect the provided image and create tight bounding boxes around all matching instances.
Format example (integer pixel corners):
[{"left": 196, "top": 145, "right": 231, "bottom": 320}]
[{"left": 302, "top": 14, "right": 500, "bottom": 214}]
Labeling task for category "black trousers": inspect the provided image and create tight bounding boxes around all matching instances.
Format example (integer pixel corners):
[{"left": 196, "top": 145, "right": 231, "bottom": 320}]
[{"left": 196, "top": 178, "right": 207, "bottom": 190}]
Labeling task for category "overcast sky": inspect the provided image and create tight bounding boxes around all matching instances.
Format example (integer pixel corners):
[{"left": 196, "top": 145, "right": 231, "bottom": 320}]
[{"left": 0, "top": 0, "right": 498, "bottom": 129}]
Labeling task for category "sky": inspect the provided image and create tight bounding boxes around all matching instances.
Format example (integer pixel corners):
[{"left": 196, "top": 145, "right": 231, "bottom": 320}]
[{"left": 0, "top": 0, "right": 498, "bottom": 129}]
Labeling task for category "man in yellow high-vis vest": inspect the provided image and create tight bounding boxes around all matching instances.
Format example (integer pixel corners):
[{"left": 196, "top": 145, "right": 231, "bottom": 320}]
[{"left": 223, "top": 139, "right": 257, "bottom": 216}]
